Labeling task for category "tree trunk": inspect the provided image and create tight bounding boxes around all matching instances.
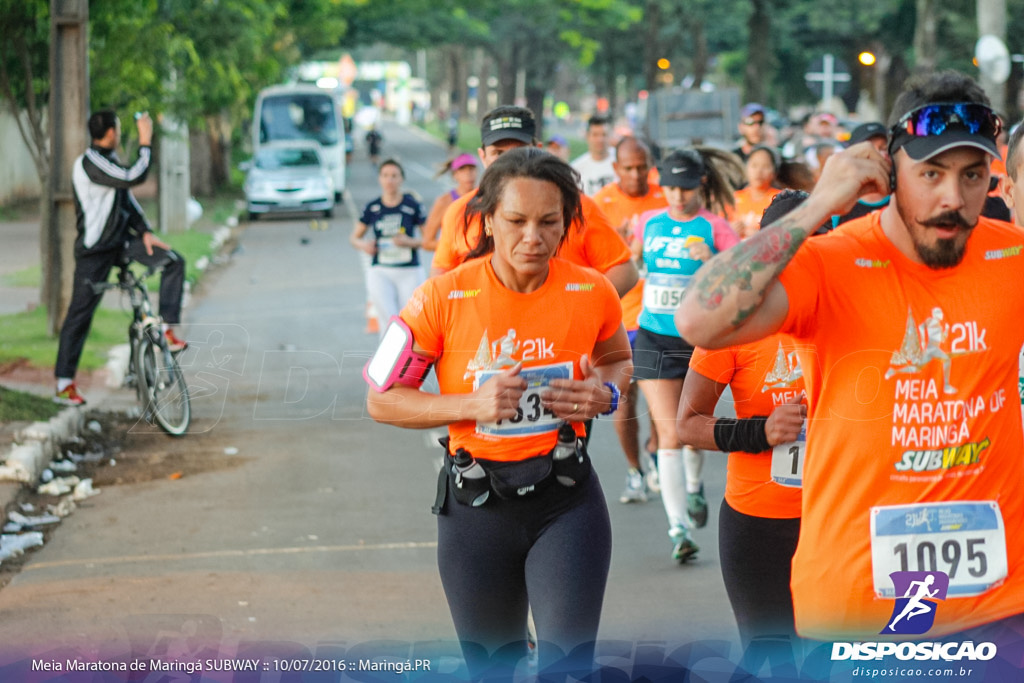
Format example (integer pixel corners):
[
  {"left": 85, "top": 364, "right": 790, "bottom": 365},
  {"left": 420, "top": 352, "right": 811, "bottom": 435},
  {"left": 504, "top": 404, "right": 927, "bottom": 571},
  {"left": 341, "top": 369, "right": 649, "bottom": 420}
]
[
  {"left": 913, "top": 0, "right": 938, "bottom": 74},
  {"left": 744, "top": 0, "right": 770, "bottom": 104},
  {"left": 690, "top": 19, "right": 708, "bottom": 89},
  {"left": 190, "top": 127, "right": 213, "bottom": 196},
  {"left": 605, "top": 54, "right": 619, "bottom": 119},
  {"left": 475, "top": 50, "right": 490, "bottom": 118},
  {"left": 46, "top": 0, "right": 89, "bottom": 336},
  {"left": 203, "top": 113, "right": 231, "bottom": 194},
  {"left": 643, "top": 0, "right": 662, "bottom": 92}
]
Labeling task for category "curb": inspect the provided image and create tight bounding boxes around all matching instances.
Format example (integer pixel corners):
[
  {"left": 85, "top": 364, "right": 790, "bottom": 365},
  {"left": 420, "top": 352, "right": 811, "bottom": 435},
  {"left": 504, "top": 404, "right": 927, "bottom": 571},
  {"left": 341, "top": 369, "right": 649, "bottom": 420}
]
[{"left": 0, "top": 408, "right": 84, "bottom": 484}]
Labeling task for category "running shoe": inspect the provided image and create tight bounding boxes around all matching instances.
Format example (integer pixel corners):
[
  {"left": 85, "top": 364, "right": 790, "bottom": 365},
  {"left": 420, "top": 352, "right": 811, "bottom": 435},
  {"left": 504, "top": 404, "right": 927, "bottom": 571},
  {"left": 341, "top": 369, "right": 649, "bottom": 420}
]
[
  {"left": 54, "top": 383, "right": 86, "bottom": 406},
  {"left": 670, "top": 526, "right": 699, "bottom": 563},
  {"left": 619, "top": 468, "right": 648, "bottom": 504},
  {"left": 687, "top": 484, "right": 709, "bottom": 529},
  {"left": 642, "top": 449, "right": 660, "bottom": 494},
  {"left": 165, "top": 329, "right": 188, "bottom": 352}
]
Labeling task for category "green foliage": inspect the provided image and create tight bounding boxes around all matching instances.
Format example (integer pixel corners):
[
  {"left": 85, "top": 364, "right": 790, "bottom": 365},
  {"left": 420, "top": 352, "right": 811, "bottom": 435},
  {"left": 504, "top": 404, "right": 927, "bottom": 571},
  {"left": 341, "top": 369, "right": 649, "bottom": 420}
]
[{"left": 0, "top": 385, "right": 62, "bottom": 422}]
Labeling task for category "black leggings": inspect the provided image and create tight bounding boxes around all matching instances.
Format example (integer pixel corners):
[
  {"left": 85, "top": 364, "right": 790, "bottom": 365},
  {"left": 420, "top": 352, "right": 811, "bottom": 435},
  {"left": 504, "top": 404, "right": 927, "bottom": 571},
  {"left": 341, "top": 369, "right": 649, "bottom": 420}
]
[
  {"left": 718, "top": 498, "right": 800, "bottom": 645},
  {"left": 437, "top": 472, "right": 611, "bottom": 681}
]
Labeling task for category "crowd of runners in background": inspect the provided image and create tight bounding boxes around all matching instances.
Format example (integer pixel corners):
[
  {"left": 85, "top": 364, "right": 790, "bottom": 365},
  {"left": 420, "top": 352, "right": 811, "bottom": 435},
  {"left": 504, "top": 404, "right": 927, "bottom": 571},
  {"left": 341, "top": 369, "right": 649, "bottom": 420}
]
[{"left": 357, "top": 71, "right": 1024, "bottom": 678}]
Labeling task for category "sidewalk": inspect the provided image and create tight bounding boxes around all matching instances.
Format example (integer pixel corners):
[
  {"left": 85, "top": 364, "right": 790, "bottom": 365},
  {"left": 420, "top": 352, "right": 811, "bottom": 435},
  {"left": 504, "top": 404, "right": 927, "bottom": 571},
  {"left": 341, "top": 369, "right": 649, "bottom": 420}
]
[{"left": 0, "top": 218, "right": 42, "bottom": 316}]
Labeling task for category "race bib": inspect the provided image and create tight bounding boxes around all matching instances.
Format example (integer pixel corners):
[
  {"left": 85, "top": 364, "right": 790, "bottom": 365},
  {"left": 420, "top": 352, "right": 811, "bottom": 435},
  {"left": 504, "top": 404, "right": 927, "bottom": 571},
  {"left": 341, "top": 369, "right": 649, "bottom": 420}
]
[
  {"left": 871, "top": 501, "right": 1007, "bottom": 598},
  {"left": 770, "top": 423, "right": 805, "bottom": 488},
  {"left": 644, "top": 272, "right": 691, "bottom": 314},
  {"left": 474, "top": 362, "right": 573, "bottom": 437},
  {"left": 377, "top": 237, "right": 413, "bottom": 266}
]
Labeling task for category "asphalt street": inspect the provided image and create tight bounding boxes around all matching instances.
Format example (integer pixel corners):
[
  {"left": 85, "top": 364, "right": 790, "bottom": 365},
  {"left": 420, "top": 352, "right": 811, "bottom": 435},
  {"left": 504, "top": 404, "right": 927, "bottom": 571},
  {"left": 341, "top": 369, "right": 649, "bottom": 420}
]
[{"left": 0, "top": 120, "right": 751, "bottom": 680}]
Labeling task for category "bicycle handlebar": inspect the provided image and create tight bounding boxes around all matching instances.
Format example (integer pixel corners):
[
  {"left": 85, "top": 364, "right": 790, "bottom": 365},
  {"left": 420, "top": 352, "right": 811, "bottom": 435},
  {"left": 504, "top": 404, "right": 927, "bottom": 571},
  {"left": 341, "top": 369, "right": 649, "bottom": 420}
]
[{"left": 87, "top": 262, "right": 162, "bottom": 295}]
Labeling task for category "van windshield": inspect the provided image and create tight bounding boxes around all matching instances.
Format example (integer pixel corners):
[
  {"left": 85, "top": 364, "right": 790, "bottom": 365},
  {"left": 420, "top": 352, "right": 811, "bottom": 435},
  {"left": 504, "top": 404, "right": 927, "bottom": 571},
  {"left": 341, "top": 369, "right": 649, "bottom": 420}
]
[{"left": 259, "top": 93, "right": 338, "bottom": 147}]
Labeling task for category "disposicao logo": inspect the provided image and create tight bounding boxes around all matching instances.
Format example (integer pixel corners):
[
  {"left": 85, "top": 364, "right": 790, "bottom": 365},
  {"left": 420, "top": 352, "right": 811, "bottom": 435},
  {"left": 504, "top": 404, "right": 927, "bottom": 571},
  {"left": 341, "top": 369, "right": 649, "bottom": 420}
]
[
  {"left": 882, "top": 571, "right": 948, "bottom": 635},
  {"left": 831, "top": 570, "right": 998, "bottom": 664}
]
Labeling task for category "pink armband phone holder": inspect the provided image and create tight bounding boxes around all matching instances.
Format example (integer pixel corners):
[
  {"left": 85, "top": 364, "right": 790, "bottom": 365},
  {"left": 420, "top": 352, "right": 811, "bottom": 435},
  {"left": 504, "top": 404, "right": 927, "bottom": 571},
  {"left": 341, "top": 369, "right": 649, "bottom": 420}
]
[{"left": 363, "top": 316, "right": 433, "bottom": 392}]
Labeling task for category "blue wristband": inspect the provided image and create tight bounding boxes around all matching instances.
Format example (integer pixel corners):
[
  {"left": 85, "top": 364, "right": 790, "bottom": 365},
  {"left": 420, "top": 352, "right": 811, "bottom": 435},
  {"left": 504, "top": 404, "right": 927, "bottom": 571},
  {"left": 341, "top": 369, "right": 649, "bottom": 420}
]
[{"left": 600, "top": 382, "right": 621, "bottom": 416}]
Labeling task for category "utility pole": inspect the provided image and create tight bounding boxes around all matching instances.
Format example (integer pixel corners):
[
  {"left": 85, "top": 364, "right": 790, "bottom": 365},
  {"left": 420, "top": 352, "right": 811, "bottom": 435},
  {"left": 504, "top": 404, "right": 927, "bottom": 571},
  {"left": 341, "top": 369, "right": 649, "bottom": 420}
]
[{"left": 46, "top": 0, "right": 89, "bottom": 335}]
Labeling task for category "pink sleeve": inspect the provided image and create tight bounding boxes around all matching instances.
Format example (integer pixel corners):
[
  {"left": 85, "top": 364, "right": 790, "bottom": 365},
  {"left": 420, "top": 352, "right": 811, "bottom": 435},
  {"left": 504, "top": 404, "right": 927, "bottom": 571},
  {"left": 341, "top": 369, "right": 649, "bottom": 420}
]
[{"left": 710, "top": 214, "right": 740, "bottom": 251}]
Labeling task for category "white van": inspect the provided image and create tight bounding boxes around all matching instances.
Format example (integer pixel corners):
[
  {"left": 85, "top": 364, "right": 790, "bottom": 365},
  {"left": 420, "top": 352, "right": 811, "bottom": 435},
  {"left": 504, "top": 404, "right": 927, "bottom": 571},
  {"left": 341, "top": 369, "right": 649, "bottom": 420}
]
[{"left": 253, "top": 83, "right": 347, "bottom": 200}]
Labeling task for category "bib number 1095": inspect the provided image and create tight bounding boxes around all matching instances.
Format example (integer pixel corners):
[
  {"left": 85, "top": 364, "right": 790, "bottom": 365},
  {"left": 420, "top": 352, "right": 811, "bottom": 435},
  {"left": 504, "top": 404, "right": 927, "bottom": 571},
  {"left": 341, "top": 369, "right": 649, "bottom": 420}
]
[{"left": 871, "top": 501, "right": 1007, "bottom": 598}]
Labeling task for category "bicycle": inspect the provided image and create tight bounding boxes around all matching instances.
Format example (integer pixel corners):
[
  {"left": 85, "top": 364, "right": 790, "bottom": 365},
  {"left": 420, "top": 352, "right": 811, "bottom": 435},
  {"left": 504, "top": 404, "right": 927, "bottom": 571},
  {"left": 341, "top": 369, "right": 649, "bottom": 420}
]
[{"left": 91, "top": 255, "right": 191, "bottom": 436}]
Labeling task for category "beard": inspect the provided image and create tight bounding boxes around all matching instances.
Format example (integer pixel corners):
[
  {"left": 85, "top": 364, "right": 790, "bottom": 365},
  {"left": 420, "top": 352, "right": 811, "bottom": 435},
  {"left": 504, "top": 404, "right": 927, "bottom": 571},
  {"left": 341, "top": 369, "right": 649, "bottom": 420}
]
[{"left": 897, "top": 205, "right": 976, "bottom": 269}]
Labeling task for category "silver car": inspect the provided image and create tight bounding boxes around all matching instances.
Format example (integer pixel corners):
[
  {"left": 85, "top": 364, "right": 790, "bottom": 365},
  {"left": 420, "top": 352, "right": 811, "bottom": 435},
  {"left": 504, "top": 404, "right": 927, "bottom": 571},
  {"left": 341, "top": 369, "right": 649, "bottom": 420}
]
[{"left": 244, "top": 141, "right": 336, "bottom": 220}]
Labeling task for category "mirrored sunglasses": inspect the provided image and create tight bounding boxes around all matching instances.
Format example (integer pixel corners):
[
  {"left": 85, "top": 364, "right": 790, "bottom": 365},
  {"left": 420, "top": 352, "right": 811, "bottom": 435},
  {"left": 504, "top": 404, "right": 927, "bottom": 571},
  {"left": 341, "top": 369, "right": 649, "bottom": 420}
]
[{"left": 893, "top": 102, "right": 1001, "bottom": 140}]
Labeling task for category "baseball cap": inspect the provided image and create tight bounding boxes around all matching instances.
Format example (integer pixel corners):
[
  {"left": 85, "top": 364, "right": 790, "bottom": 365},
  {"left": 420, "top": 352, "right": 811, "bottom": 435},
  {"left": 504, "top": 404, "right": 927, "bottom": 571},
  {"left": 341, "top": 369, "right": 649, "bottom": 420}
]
[
  {"left": 546, "top": 134, "right": 567, "bottom": 147},
  {"left": 451, "top": 153, "right": 477, "bottom": 170},
  {"left": 848, "top": 122, "right": 887, "bottom": 146},
  {"left": 741, "top": 103, "right": 766, "bottom": 119},
  {"left": 658, "top": 149, "right": 706, "bottom": 189},
  {"left": 889, "top": 102, "right": 1001, "bottom": 161},
  {"left": 480, "top": 108, "right": 536, "bottom": 147}
]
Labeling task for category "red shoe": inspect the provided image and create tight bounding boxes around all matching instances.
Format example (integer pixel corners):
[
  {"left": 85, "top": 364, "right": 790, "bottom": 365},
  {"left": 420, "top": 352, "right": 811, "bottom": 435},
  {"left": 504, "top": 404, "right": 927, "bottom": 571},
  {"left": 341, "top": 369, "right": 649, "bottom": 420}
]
[
  {"left": 164, "top": 328, "right": 188, "bottom": 352},
  {"left": 54, "top": 383, "right": 87, "bottom": 406}
]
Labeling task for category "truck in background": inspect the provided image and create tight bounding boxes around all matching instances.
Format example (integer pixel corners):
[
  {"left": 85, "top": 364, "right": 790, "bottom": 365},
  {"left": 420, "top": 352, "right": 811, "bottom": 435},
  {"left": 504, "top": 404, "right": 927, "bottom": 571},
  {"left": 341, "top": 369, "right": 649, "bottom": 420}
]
[
  {"left": 637, "top": 87, "right": 741, "bottom": 159},
  {"left": 253, "top": 83, "right": 347, "bottom": 200}
]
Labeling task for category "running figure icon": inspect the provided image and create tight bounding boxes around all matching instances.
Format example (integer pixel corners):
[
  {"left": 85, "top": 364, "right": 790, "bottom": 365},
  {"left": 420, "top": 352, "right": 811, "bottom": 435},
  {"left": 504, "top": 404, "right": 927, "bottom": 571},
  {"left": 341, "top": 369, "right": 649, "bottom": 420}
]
[
  {"left": 886, "top": 307, "right": 965, "bottom": 394},
  {"left": 888, "top": 574, "right": 940, "bottom": 632}
]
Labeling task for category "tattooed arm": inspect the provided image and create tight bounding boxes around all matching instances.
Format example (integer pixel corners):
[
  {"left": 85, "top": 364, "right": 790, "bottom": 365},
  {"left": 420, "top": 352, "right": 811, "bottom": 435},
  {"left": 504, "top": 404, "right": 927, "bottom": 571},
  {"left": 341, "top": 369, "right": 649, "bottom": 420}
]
[{"left": 676, "top": 143, "right": 891, "bottom": 349}]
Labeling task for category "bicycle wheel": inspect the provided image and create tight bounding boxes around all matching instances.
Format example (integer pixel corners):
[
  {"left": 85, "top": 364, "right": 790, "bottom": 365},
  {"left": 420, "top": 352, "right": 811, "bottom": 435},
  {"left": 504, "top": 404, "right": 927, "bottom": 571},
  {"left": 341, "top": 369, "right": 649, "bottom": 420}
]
[{"left": 136, "top": 336, "right": 191, "bottom": 436}]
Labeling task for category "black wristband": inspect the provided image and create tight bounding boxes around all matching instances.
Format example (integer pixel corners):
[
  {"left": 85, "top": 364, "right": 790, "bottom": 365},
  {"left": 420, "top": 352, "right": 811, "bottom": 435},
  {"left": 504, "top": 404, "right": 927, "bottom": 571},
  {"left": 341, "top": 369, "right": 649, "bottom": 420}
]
[{"left": 713, "top": 416, "right": 771, "bottom": 454}]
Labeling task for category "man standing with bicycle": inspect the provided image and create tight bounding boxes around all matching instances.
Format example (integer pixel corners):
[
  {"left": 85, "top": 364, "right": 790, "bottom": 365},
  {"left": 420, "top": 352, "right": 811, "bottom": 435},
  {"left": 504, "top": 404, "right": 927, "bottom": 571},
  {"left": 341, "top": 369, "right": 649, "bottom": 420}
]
[{"left": 54, "top": 110, "right": 188, "bottom": 406}]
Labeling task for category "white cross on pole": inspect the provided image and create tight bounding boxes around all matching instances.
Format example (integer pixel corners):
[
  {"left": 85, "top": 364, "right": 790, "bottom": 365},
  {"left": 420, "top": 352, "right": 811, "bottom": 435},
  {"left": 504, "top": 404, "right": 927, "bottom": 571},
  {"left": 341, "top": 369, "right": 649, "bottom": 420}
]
[{"left": 805, "top": 54, "right": 851, "bottom": 107}]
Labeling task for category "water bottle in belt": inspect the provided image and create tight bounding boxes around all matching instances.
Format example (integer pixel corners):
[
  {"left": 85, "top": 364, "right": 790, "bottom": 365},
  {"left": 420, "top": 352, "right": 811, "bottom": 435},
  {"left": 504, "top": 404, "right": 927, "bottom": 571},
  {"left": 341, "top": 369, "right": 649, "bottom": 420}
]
[
  {"left": 453, "top": 448, "right": 490, "bottom": 506},
  {"left": 553, "top": 423, "right": 584, "bottom": 486}
]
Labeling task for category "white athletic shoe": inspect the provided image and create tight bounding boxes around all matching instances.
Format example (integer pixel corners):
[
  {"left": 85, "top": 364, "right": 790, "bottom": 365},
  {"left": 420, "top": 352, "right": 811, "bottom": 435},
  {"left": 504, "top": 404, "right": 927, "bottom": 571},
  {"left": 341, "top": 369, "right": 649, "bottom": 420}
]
[
  {"left": 642, "top": 450, "right": 660, "bottom": 494},
  {"left": 619, "top": 468, "right": 648, "bottom": 504}
]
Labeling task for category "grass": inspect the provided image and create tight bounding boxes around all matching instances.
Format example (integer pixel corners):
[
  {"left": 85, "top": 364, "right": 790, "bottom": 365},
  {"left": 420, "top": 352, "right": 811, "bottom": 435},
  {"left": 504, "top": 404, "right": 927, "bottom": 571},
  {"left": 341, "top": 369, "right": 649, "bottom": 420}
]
[
  {"left": 0, "top": 385, "right": 62, "bottom": 422},
  {"left": 0, "top": 305, "right": 133, "bottom": 370},
  {"left": 0, "top": 190, "right": 241, "bottom": 371},
  {"left": 1, "top": 265, "right": 41, "bottom": 288}
]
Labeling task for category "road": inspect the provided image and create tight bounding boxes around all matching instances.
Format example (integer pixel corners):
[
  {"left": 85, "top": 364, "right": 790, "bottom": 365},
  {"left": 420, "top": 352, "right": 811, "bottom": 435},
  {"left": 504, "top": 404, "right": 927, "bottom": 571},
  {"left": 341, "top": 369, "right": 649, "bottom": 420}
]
[{"left": 0, "top": 121, "right": 753, "bottom": 680}]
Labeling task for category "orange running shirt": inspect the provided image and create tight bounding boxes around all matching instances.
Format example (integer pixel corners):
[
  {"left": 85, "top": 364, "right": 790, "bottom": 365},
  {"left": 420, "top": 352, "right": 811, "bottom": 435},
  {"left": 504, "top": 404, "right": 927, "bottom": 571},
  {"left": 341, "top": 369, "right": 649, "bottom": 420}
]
[
  {"left": 732, "top": 186, "right": 781, "bottom": 235},
  {"left": 401, "top": 257, "right": 622, "bottom": 462},
  {"left": 592, "top": 182, "right": 669, "bottom": 331},
  {"left": 778, "top": 212, "right": 1024, "bottom": 640},
  {"left": 689, "top": 335, "right": 805, "bottom": 519},
  {"left": 432, "top": 188, "right": 631, "bottom": 274}
]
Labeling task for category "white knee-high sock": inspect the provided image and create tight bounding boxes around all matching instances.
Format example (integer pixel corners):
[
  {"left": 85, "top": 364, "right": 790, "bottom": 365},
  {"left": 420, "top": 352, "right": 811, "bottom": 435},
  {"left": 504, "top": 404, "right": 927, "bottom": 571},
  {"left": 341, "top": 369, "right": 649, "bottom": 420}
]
[
  {"left": 657, "top": 448, "right": 688, "bottom": 533},
  {"left": 683, "top": 446, "right": 705, "bottom": 494}
]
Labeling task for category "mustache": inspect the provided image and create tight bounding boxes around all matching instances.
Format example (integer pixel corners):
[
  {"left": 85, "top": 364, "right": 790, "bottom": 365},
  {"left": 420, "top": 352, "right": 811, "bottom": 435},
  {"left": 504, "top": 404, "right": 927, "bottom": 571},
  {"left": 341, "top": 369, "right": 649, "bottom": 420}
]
[{"left": 920, "top": 211, "right": 972, "bottom": 231}]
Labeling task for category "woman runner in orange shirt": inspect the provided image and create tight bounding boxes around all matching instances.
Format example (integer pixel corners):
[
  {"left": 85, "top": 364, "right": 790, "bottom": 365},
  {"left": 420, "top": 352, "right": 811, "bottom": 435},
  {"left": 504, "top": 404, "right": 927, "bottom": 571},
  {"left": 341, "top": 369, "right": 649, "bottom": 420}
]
[{"left": 365, "top": 147, "right": 632, "bottom": 680}]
